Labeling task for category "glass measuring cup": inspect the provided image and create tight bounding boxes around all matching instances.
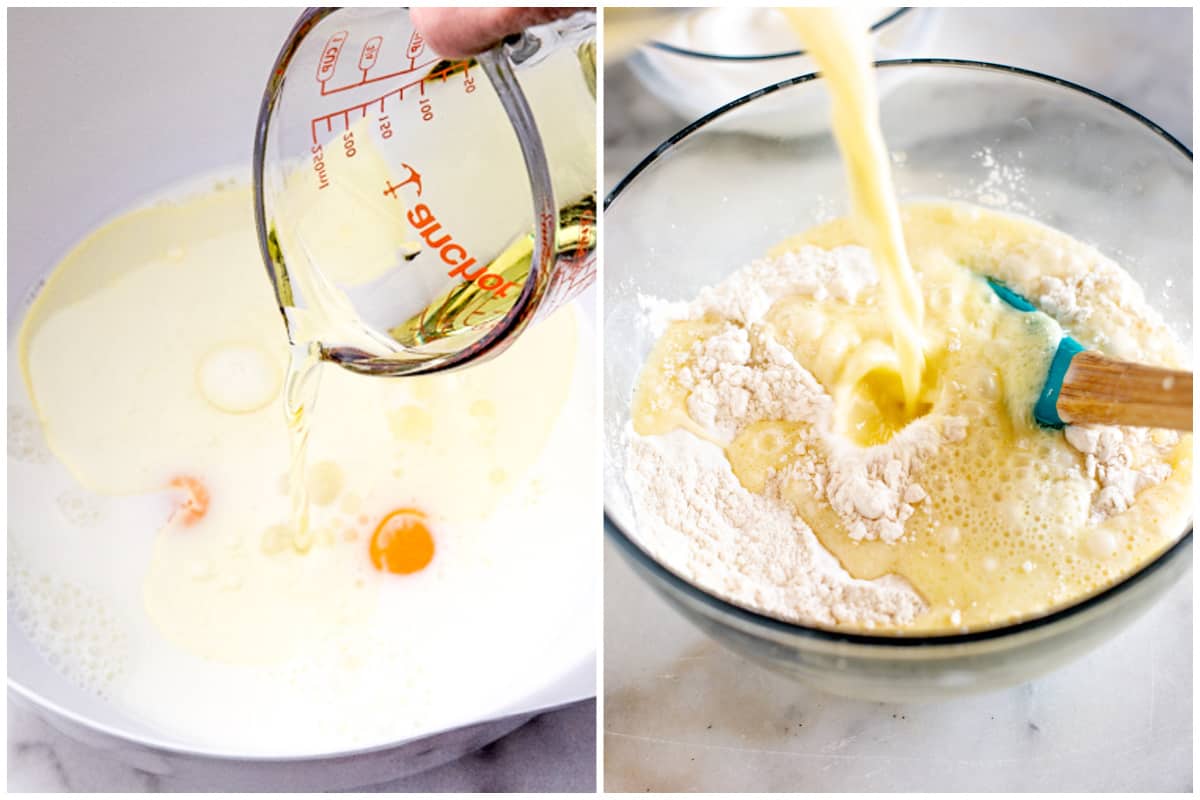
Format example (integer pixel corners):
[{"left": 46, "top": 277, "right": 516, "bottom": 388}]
[{"left": 254, "top": 7, "right": 596, "bottom": 376}]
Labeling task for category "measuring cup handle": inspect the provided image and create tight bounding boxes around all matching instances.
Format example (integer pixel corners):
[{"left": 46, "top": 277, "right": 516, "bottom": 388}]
[{"left": 503, "top": 9, "right": 596, "bottom": 69}]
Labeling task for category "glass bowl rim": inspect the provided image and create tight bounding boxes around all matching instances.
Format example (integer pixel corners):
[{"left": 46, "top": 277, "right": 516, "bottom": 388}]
[
  {"left": 645, "top": 7, "right": 912, "bottom": 62},
  {"left": 604, "top": 57, "right": 1193, "bottom": 648}
]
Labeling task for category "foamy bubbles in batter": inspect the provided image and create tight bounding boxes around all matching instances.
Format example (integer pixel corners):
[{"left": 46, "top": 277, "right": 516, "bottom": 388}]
[{"left": 9, "top": 555, "right": 130, "bottom": 697}]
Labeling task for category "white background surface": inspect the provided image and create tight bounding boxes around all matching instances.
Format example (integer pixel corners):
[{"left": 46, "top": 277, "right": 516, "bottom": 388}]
[
  {"left": 7, "top": 7, "right": 595, "bottom": 792},
  {"left": 604, "top": 6, "right": 1192, "bottom": 792}
]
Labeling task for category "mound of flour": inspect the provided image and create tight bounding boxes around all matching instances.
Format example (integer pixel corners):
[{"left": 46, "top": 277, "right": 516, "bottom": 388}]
[
  {"left": 627, "top": 429, "right": 925, "bottom": 628},
  {"left": 668, "top": 317, "right": 966, "bottom": 545},
  {"left": 629, "top": 245, "right": 951, "bottom": 625}
]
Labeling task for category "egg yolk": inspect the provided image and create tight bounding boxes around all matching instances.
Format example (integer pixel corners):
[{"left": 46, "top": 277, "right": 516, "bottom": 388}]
[
  {"left": 169, "top": 476, "right": 209, "bottom": 526},
  {"left": 369, "top": 508, "right": 435, "bottom": 574}
]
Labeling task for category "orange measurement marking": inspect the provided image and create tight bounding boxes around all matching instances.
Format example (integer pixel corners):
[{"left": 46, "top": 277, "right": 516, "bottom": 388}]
[
  {"left": 319, "top": 57, "right": 440, "bottom": 96},
  {"left": 310, "top": 76, "right": 430, "bottom": 143},
  {"left": 382, "top": 163, "right": 423, "bottom": 198}
]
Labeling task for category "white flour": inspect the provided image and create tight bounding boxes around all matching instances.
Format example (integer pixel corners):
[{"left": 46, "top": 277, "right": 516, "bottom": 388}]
[
  {"left": 627, "top": 241, "right": 1180, "bottom": 627},
  {"left": 677, "top": 323, "right": 830, "bottom": 444},
  {"left": 626, "top": 429, "right": 926, "bottom": 628},
  {"left": 642, "top": 245, "right": 968, "bottom": 546},
  {"left": 1064, "top": 425, "right": 1174, "bottom": 522},
  {"left": 670, "top": 317, "right": 968, "bottom": 545}
]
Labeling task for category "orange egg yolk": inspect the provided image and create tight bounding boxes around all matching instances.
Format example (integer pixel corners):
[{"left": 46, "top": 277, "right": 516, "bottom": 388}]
[
  {"left": 169, "top": 476, "right": 209, "bottom": 526},
  {"left": 369, "top": 508, "right": 435, "bottom": 574}
]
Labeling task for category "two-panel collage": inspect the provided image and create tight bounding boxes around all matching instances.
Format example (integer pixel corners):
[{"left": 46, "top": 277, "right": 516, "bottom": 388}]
[{"left": 5, "top": 4, "right": 1193, "bottom": 795}]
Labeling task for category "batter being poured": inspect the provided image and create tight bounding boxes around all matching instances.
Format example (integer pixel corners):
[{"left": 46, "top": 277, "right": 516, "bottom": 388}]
[{"left": 625, "top": 8, "right": 1192, "bottom": 633}]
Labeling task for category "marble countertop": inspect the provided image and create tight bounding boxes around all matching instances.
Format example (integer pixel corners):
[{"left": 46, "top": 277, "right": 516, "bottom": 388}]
[
  {"left": 605, "top": 553, "right": 1191, "bottom": 792},
  {"left": 605, "top": 7, "right": 1192, "bottom": 191},
  {"left": 604, "top": 7, "right": 1192, "bottom": 793},
  {"left": 8, "top": 699, "right": 595, "bottom": 792}
]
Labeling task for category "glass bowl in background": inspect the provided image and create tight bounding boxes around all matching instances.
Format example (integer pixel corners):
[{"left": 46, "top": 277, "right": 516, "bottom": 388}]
[
  {"left": 604, "top": 60, "right": 1192, "bottom": 702},
  {"left": 627, "top": 7, "right": 940, "bottom": 137}
]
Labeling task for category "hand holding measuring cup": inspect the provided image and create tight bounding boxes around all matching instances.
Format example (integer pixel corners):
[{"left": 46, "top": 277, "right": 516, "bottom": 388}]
[
  {"left": 411, "top": 7, "right": 582, "bottom": 58},
  {"left": 254, "top": 7, "right": 596, "bottom": 377}
]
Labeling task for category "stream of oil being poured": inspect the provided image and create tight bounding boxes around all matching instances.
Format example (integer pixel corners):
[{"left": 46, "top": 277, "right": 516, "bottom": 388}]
[
  {"left": 270, "top": 50, "right": 597, "bottom": 550},
  {"left": 283, "top": 343, "right": 323, "bottom": 552},
  {"left": 278, "top": 191, "right": 595, "bottom": 551},
  {"left": 273, "top": 141, "right": 598, "bottom": 542}
]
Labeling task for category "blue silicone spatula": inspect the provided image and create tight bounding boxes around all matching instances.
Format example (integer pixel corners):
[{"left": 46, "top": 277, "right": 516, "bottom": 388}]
[{"left": 987, "top": 279, "right": 1191, "bottom": 431}]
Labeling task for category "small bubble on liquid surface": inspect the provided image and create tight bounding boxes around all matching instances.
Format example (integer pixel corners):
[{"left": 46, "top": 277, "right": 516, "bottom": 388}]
[
  {"left": 389, "top": 405, "right": 433, "bottom": 441},
  {"left": 469, "top": 399, "right": 495, "bottom": 418},
  {"left": 307, "top": 461, "right": 344, "bottom": 506},
  {"left": 1084, "top": 529, "right": 1118, "bottom": 560},
  {"left": 197, "top": 344, "right": 280, "bottom": 414}
]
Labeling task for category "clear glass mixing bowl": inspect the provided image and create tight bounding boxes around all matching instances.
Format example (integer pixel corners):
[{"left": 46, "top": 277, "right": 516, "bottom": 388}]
[
  {"left": 604, "top": 60, "right": 1193, "bottom": 702},
  {"left": 626, "top": 8, "right": 939, "bottom": 136}
]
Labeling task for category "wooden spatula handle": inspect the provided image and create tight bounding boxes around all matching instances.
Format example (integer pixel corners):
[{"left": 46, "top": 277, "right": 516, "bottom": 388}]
[{"left": 1058, "top": 351, "right": 1192, "bottom": 431}]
